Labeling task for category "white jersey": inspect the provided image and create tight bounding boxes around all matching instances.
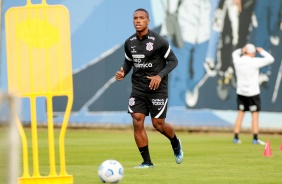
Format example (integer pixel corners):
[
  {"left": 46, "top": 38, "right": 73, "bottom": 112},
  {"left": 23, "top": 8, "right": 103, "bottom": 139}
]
[{"left": 232, "top": 49, "right": 274, "bottom": 96}]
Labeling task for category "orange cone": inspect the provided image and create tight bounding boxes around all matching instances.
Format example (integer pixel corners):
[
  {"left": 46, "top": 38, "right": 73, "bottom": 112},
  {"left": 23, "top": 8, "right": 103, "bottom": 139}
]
[
  {"left": 263, "top": 140, "right": 272, "bottom": 157},
  {"left": 280, "top": 141, "right": 282, "bottom": 151}
]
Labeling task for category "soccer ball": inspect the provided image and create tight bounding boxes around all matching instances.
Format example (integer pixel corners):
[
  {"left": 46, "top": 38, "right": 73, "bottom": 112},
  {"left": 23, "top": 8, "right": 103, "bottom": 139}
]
[{"left": 98, "top": 159, "right": 124, "bottom": 183}]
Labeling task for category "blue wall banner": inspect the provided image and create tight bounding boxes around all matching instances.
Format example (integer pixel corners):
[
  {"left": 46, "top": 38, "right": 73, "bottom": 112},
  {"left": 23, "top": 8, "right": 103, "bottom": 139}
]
[{"left": 1, "top": 0, "right": 282, "bottom": 124}]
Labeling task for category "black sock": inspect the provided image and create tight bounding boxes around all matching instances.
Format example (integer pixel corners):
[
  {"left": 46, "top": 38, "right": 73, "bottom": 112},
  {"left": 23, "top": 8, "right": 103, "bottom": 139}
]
[
  {"left": 234, "top": 133, "right": 239, "bottom": 139},
  {"left": 138, "top": 146, "right": 152, "bottom": 164},
  {"left": 170, "top": 135, "right": 179, "bottom": 151},
  {"left": 253, "top": 134, "right": 258, "bottom": 140}
]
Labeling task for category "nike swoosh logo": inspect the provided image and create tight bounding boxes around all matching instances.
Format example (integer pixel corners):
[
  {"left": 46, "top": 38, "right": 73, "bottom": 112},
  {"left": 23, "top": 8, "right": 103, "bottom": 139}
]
[{"left": 131, "top": 46, "right": 136, "bottom": 48}]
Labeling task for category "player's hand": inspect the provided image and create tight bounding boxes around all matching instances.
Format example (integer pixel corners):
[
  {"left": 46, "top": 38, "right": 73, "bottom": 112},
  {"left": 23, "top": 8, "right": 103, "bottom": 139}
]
[
  {"left": 242, "top": 46, "right": 247, "bottom": 54},
  {"left": 116, "top": 67, "right": 124, "bottom": 81},
  {"left": 256, "top": 47, "right": 263, "bottom": 53},
  {"left": 147, "top": 75, "right": 161, "bottom": 90}
]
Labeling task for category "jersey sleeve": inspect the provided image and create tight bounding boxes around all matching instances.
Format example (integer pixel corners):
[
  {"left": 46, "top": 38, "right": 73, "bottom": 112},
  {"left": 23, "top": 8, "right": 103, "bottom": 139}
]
[
  {"left": 122, "top": 40, "right": 133, "bottom": 77},
  {"left": 251, "top": 50, "right": 275, "bottom": 68},
  {"left": 157, "top": 37, "right": 178, "bottom": 78},
  {"left": 232, "top": 48, "right": 242, "bottom": 63}
]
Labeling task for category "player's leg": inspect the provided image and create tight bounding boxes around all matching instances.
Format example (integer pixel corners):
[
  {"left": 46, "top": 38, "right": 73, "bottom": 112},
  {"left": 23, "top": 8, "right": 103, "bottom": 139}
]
[
  {"left": 233, "top": 110, "right": 245, "bottom": 144},
  {"left": 151, "top": 118, "right": 179, "bottom": 151},
  {"left": 149, "top": 94, "right": 183, "bottom": 164},
  {"left": 251, "top": 111, "right": 264, "bottom": 145},
  {"left": 131, "top": 113, "right": 148, "bottom": 147},
  {"left": 227, "top": 0, "right": 239, "bottom": 46},
  {"left": 151, "top": 118, "right": 183, "bottom": 164},
  {"left": 204, "top": 0, "right": 225, "bottom": 76},
  {"left": 131, "top": 112, "right": 154, "bottom": 168},
  {"left": 151, "top": 118, "right": 174, "bottom": 139},
  {"left": 251, "top": 111, "right": 259, "bottom": 136},
  {"left": 233, "top": 95, "right": 246, "bottom": 144},
  {"left": 186, "top": 41, "right": 209, "bottom": 107},
  {"left": 250, "top": 95, "right": 265, "bottom": 145},
  {"left": 237, "top": 0, "right": 255, "bottom": 48},
  {"left": 128, "top": 95, "right": 153, "bottom": 168}
]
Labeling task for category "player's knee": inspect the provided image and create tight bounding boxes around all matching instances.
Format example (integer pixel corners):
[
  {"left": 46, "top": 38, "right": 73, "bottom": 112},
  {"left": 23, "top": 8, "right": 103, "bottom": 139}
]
[
  {"left": 153, "top": 123, "right": 163, "bottom": 133},
  {"left": 133, "top": 121, "right": 144, "bottom": 131}
]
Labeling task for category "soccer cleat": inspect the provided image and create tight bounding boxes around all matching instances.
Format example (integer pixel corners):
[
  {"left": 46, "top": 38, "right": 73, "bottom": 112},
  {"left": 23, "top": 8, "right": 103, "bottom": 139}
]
[
  {"left": 259, "top": 73, "right": 269, "bottom": 85},
  {"left": 134, "top": 162, "right": 154, "bottom": 169},
  {"left": 233, "top": 138, "right": 242, "bottom": 144},
  {"left": 203, "top": 61, "right": 217, "bottom": 77},
  {"left": 253, "top": 139, "right": 266, "bottom": 145},
  {"left": 185, "top": 88, "right": 199, "bottom": 108},
  {"left": 173, "top": 138, "right": 184, "bottom": 164}
]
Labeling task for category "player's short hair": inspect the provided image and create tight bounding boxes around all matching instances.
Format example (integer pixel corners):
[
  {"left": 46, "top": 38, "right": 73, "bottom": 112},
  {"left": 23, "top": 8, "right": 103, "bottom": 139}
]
[
  {"left": 246, "top": 44, "right": 256, "bottom": 54},
  {"left": 134, "top": 8, "right": 149, "bottom": 19}
]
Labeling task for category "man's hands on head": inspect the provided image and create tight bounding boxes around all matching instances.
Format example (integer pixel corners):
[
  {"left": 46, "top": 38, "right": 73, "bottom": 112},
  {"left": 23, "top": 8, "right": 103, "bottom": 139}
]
[
  {"left": 242, "top": 46, "right": 247, "bottom": 54},
  {"left": 256, "top": 47, "right": 263, "bottom": 53},
  {"left": 147, "top": 75, "right": 161, "bottom": 90},
  {"left": 116, "top": 67, "right": 125, "bottom": 81}
]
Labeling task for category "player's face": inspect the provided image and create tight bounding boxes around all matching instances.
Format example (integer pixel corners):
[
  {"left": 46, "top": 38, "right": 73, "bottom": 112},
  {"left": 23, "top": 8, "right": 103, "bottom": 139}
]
[{"left": 133, "top": 11, "right": 149, "bottom": 33}]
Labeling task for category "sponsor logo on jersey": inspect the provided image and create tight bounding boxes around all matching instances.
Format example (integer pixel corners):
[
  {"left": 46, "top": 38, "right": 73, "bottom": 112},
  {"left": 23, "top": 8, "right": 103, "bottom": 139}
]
[
  {"left": 146, "top": 42, "right": 153, "bottom": 51},
  {"left": 129, "top": 97, "right": 135, "bottom": 106},
  {"left": 132, "top": 54, "right": 153, "bottom": 68},
  {"left": 152, "top": 99, "right": 165, "bottom": 106},
  {"left": 132, "top": 54, "right": 145, "bottom": 59},
  {"left": 130, "top": 36, "right": 137, "bottom": 41},
  {"left": 148, "top": 36, "right": 155, "bottom": 40},
  {"left": 134, "top": 62, "right": 153, "bottom": 68}
]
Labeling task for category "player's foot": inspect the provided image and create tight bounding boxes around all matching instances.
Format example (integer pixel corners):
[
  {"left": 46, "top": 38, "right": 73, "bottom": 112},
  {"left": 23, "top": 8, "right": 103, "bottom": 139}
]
[
  {"left": 204, "top": 60, "right": 217, "bottom": 77},
  {"left": 134, "top": 162, "right": 154, "bottom": 169},
  {"left": 217, "top": 74, "right": 229, "bottom": 100},
  {"left": 185, "top": 88, "right": 199, "bottom": 107},
  {"left": 233, "top": 138, "right": 242, "bottom": 144},
  {"left": 173, "top": 138, "right": 184, "bottom": 164},
  {"left": 270, "top": 36, "right": 280, "bottom": 46},
  {"left": 252, "top": 139, "right": 266, "bottom": 145},
  {"left": 259, "top": 73, "right": 269, "bottom": 88},
  {"left": 259, "top": 73, "right": 269, "bottom": 84},
  {"left": 224, "top": 67, "right": 234, "bottom": 85}
]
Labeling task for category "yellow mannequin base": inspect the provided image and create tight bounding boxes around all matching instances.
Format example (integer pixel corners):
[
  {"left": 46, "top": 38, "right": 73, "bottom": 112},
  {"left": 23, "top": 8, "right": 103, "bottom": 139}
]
[{"left": 18, "top": 175, "right": 73, "bottom": 184}]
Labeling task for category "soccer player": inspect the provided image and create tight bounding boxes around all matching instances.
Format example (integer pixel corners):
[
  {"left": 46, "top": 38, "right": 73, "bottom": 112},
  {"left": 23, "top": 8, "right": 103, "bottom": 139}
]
[
  {"left": 115, "top": 8, "right": 184, "bottom": 168},
  {"left": 232, "top": 44, "right": 274, "bottom": 145}
]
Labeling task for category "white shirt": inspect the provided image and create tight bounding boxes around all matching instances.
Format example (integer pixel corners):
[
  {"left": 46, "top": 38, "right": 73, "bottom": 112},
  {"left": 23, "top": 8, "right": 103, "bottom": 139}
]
[{"left": 232, "top": 49, "right": 274, "bottom": 96}]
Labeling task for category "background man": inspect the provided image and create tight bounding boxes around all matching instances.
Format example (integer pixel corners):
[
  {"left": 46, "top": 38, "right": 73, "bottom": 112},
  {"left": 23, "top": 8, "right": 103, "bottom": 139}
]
[{"left": 232, "top": 44, "right": 274, "bottom": 144}]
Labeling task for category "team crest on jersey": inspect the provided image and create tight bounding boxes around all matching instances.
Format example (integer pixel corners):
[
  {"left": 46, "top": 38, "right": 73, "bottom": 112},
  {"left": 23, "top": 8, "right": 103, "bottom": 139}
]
[
  {"left": 146, "top": 42, "right": 153, "bottom": 51},
  {"left": 129, "top": 97, "right": 135, "bottom": 106}
]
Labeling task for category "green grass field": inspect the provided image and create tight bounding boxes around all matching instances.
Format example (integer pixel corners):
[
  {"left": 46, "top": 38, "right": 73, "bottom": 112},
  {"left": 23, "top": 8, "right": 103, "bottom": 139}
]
[{"left": 16, "top": 128, "right": 282, "bottom": 183}]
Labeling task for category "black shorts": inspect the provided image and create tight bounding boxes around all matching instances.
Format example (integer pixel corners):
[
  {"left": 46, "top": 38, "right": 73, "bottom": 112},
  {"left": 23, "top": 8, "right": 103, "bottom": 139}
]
[
  {"left": 127, "top": 93, "right": 168, "bottom": 118},
  {"left": 237, "top": 94, "right": 260, "bottom": 112}
]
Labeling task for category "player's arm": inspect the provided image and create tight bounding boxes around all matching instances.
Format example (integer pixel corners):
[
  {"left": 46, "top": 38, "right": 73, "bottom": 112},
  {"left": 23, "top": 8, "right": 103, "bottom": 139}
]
[
  {"left": 232, "top": 48, "right": 242, "bottom": 61},
  {"left": 116, "top": 41, "right": 133, "bottom": 81},
  {"left": 253, "top": 48, "right": 275, "bottom": 68},
  {"left": 147, "top": 39, "right": 177, "bottom": 90},
  {"left": 157, "top": 39, "right": 178, "bottom": 79}
]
